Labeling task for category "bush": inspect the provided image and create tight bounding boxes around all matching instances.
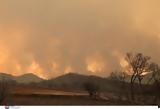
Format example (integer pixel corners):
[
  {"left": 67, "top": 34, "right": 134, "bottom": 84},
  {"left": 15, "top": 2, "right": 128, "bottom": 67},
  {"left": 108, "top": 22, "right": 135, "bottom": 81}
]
[{"left": 83, "top": 81, "right": 100, "bottom": 99}]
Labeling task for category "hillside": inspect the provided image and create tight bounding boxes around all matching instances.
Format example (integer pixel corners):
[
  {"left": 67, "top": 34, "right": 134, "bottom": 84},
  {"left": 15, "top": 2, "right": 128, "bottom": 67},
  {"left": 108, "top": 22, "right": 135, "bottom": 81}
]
[
  {"left": 15, "top": 73, "right": 43, "bottom": 83},
  {"left": 0, "top": 72, "right": 15, "bottom": 81},
  {"left": 38, "top": 73, "right": 121, "bottom": 92},
  {"left": 0, "top": 73, "right": 43, "bottom": 84}
]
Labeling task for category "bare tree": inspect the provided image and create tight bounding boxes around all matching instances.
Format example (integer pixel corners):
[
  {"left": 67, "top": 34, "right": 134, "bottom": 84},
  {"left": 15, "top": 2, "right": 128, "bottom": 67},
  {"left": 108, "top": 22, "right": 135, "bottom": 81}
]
[{"left": 125, "top": 53, "right": 151, "bottom": 101}]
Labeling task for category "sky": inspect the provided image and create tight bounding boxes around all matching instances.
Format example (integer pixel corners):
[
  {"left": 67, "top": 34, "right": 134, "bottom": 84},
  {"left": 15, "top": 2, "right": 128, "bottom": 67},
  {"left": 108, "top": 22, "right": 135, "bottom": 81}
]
[{"left": 0, "top": 0, "right": 160, "bottom": 79}]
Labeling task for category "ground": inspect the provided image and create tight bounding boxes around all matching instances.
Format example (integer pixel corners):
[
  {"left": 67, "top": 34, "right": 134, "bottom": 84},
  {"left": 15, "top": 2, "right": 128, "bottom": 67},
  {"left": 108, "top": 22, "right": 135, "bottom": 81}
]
[{"left": 3, "top": 86, "right": 136, "bottom": 105}]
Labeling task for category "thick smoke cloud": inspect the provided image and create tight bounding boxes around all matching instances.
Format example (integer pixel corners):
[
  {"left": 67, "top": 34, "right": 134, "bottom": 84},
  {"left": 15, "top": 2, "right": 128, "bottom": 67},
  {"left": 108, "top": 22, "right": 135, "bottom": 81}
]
[{"left": 0, "top": 0, "right": 160, "bottom": 79}]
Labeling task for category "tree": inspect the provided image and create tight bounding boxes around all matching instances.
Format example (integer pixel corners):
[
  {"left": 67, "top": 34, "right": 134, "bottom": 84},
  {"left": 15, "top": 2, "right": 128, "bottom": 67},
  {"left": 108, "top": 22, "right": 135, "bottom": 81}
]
[
  {"left": 125, "top": 53, "right": 151, "bottom": 101},
  {"left": 109, "top": 71, "right": 128, "bottom": 100},
  {"left": 110, "top": 71, "right": 126, "bottom": 83},
  {"left": 83, "top": 81, "right": 100, "bottom": 99},
  {"left": 148, "top": 63, "right": 160, "bottom": 84},
  {"left": 148, "top": 63, "right": 160, "bottom": 103}
]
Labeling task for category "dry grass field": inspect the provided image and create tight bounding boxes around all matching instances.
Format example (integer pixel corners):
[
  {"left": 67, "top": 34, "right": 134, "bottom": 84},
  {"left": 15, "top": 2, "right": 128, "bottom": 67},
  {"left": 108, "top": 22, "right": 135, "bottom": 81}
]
[{"left": 3, "top": 86, "right": 133, "bottom": 105}]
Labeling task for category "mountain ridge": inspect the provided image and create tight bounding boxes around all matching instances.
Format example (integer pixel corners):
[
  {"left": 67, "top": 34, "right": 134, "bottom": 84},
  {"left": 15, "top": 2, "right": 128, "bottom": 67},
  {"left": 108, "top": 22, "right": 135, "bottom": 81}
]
[{"left": 0, "top": 72, "right": 43, "bottom": 83}]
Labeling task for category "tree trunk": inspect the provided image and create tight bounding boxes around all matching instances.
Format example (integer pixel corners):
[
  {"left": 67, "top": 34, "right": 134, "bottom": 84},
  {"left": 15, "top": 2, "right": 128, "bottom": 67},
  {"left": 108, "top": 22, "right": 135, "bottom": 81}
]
[{"left": 130, "top": 75, "right": 135, "bottom": 102}]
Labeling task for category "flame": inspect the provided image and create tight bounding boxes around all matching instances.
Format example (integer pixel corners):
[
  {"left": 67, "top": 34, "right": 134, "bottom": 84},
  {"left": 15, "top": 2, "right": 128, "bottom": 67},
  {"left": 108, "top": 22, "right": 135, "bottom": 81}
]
[
  {"left": 64, "top": 66, "right": 74, "bottom": 74},
  {"left": 119, "top": 57, "right": 132, "bottom": 74},
  {"left": 51, "top": 62, "right": 62, "bottom": 77},
  {"left": 112, "top": 50, "right": 131, "bottom": 74},
  {"left": 120, "top": 58, "right": 129, "bottom": 69},
  {"left": 52, "top": 62, "right": 75, "bottom": 76},
  {"left": 86, "top": 54, "right": 106, "bottom": 74},
  {"left": 12, "top": 63, "right": 23, "bottom": 76},
  {"left": 87, "top": 61, "right": 104, "bottom": 73},
  {"left": 27, "top": 61, "right": 47, "bottom": 79},
  {"left": 0, "top": 23, "right": 50, "bottom": 79}
]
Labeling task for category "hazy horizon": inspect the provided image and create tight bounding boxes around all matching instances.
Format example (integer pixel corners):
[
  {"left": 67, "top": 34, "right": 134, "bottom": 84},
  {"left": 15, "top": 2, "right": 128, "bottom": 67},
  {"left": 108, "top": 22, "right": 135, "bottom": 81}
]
[{"left": 0, "top": 0, "right": 160, "bottom": 79}]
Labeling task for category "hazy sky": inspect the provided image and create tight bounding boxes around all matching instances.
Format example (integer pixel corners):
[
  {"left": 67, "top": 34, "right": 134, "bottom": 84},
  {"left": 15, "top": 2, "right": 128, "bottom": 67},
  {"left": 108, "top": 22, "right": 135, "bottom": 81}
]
[{"left": 0, "top": 0, "right": 160, "bottom": 79}]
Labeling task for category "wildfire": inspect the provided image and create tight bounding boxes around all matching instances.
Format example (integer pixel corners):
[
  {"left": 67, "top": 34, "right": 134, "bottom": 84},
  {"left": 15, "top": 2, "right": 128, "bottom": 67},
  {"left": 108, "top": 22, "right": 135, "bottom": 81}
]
[
  {"left": 64, "top": 66, "right": 74, "bottom": 74},
  {"left": 86, "top": 54, "right": 106, "bottom": 74},
  {"left": 27, "top": 61, "right": 47, "bottom": 79},
  {"left": 120, "top": 58, "right": 129, "bottom": 70},
  {"left": 119, "top": 57, "right": 133, "bottom": 74},
  {"left": 112, "top": 50, "right": 131, "bottom": 74}
]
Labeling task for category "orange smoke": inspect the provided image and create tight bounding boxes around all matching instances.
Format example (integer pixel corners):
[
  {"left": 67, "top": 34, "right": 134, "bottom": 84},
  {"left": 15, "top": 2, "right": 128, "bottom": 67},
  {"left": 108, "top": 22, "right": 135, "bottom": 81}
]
[
  {"left": 0, "top": 45, "right": 9, "bottom": 65},
  {"left": 0, "top": 23, "right": 48, "bottom": 79}
]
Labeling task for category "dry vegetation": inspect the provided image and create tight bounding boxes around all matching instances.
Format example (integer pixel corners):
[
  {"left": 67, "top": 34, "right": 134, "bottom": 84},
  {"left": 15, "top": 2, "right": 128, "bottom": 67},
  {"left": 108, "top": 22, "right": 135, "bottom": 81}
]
[{"left": 4, "top": 86, "right": 134, "bottom": 105}]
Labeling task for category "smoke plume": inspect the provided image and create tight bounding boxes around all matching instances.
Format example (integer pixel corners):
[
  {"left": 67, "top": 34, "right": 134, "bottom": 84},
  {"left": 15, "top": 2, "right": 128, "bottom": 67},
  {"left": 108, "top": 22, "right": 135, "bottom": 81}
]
[{"left": 0, "top": 0, "right": 160, "bottom": 79}]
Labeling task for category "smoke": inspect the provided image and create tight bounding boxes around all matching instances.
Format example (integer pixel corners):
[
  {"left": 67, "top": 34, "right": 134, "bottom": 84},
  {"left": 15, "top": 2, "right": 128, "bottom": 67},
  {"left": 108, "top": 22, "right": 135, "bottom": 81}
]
[{"left": 0, "top": 0, "right": 160, "bottom": 79}]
